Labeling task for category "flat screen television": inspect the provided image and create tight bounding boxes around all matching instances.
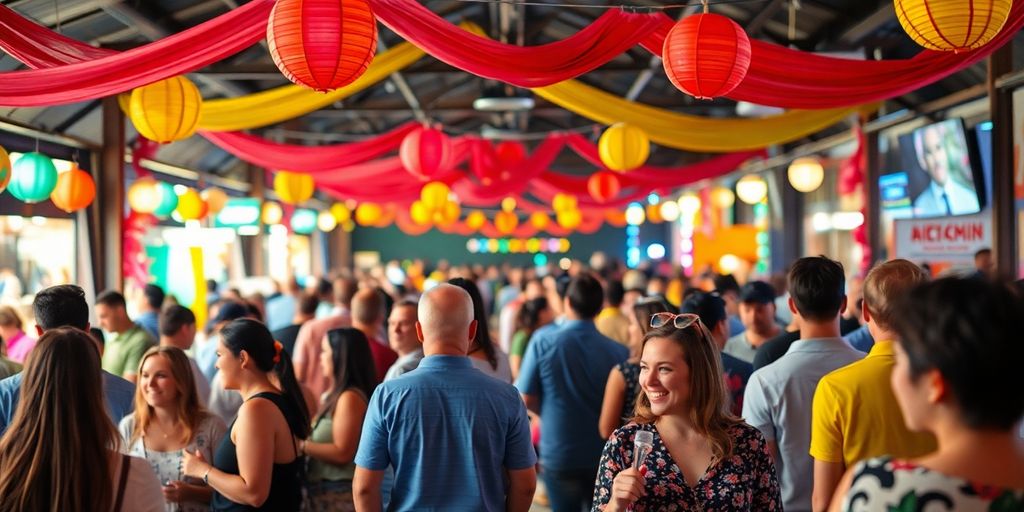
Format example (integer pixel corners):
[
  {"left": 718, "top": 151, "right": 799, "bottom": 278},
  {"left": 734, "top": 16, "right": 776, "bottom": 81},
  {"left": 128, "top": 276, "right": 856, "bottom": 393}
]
[{"left": 894, "top": 118, "right": 985, "bottom": 218}]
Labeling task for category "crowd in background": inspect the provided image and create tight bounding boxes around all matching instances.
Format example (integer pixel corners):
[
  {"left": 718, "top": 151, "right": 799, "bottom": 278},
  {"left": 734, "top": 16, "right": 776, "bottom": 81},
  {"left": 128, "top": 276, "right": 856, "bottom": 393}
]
[{"left": 0, "top": 249, "right": 1020, "bottom": 511}]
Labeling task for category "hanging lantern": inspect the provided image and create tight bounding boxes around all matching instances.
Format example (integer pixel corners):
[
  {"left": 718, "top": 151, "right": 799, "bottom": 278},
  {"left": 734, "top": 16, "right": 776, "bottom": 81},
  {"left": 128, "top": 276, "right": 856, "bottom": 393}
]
[
  {"left": 598, "top": 123, "right": 650, "bottom": 172},
  {"left": 659, "top": 200, "right": 681, "bottom": 222},
  {"left": 50, "top": 165, "right": 96, "bottom": 213},
  {"left": 0, "top": 146, "right": 11, "bottom": 195},
  {"left": 434, "top": 201, "right": 460, "bottom": 226},
  {"left": 410, "top": 201, "right": 431, "bottom": 225},
  {"left": 274, "top": 171, "right": 315, "bottom": 205},
  {"left": 268, "top": 0, "right": 378, "bottom": 91},
  {"left": 175, "top": 188, "right": 208, "bottom": 221},
  {"left": 625, "top": 203, "right": 646, "bottom": 226},
  {"left": 530, "top": 212, "right": 550, "bottom": 230},
  {"left": 663, "top": 13, "right": 752, "bottom": 100},
  {"left": 290, "top": 209, "right": 318, "bottom": 235},
  {"left": 400, "top": 127, "right": 452, "bottom": 179},
  {"left": 262, "top": 202, "right": 284, "bottom": 225},
  {"left": 128, "top": 76, "right": 203, "bottom": 143},
  {"left": 587, "top": 171, "right": 621, "bottom": 203},
  {"left": 355, "top": 203, "right": 383, "bottom": 226},
  {"left": 605, "top": 210, "right": 628, "bottom": 227},
  {"left": 711, "top": 187, "right": 735, "bottom": 209},
  {"left": 894, "top": 0, "right": 1012, "bottom": 52},
  {"left": 645, "top": 204, "right": 664, "bottom": 224},
  {"left": 552, "top": 193, "right": 578, "bottom": 213},
  {"left": 678, "top": 193, "right": 702, "bottom": 217},
  {"left": 466, "top": 210, "right": 487, "bottom": 230},
  {"left": 494, "top": 211, "right": 518, "bottom": 235},
  {"left": 330, "top": 203, "right": 351, "bottom": 224},
  {"left": 788, "top": 157, "right": 825, "bottom": 193},
  {"left": 557, "top": 209, "right": 582, "bottom": 230},
  {"left": 736, "top": 174, "right": 768, "bottom": 205},
  {"left": 501, "top": 197, "right": 517, "bottom": 213},
  {"left": 8, "top": 152, "right": 58, "bottom": 204},
  {"left": 317, "top": 210, "right": 338, "bottom": 232},
  {"left": 152, "top": 182, "right": 179, "bottom": 218},
  {"left": 420, "top": 181, "right": 450, "bottom": 211},
  {"left": 342, "top": 219, "right": 356, "bottom": 232},
  {"left": 201, "top": 188, "right": 229, "bottom": 214},
  {"left": 127, "top": 177, "right": 161, "bottom": 214},
  {"left": 495, "top": 141, "right": 527, "bottom": 179}
]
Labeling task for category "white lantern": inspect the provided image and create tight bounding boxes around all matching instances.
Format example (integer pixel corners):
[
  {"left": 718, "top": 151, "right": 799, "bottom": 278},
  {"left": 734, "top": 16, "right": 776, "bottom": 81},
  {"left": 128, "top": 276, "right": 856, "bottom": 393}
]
[
  {"left": 317, "top": 210, "right": 338, "bottom": 232},
  {"left": 719, "top": 254, "right": 741, "bottom": 274},
  {"left": 677, "top": 193, "right": 702, "bottom": 217},
  {"left": 788, "top": 157, "right": 824, "bottom": 193},
  {"left": 625, "top": 203, "right": 646, "bottom": 226},
  {"left": 659, "top": 200, "right": 681, "bottom": 222},
  {"left": 736, "top": 174, "right": 767, "bottom": 205}
]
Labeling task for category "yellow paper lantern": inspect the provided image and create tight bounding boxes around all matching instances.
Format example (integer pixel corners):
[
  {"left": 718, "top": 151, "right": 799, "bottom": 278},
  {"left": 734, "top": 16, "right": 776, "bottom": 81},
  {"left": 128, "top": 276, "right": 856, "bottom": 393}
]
[
  {"left": 342, "top": 219, "right": 356, "bottom": 232},
  {"left": 410, "top": 201, "right": 431, "bottom": 225},
  {"left": 434, "top": 201, "right": 460, "bottom": 226},
  {"left": 557, "top": 209, "right": 582, "bottom": 230},
  {"left": 127, "top": 177, "right": 161, "bottom": 214},
  {"left": 274, "top": 171, "right": 315, "bottom": 205},
  {"left": 355, "top": 203, "right": 383, "bottom": 226},
  {"left": 552, "top": 193, "right": 578, "bottom": 213},
  {"left": 711, "top": 187, "right": 735, "bottom": 209},
  {"left": 330, "top": 203, "right": 351, "bottom": 224},
  {"left": 420, "top": 181, "right": 450, "bottom": 211},
  {"left": 466, "top": 210, "right": 487, "bottom": 230},
  {"left": 128, "top": 76, "right": 203, "bottom": 143},
  {"left": 201, "top": 188, "right": 229, "bottom": 214},
  {"left": 787, "top": 157, "right": 825, "bottom": 193},
  {"left": 530, "top": 212, "right": 550, "bottom": 230},
  {"left": 598, "top": 123, "right": 650, "bottom": 172},
  {"left": 501, "top": 197, "right": 517, "bottom": 213},
  {"left": 262, "top": 202, "right": 284, "bottom": 225},
  {"left": 317, "top": 210, "right": 338, "bottom": 232},
  {"left": 736, "top": 174, "right": 767, "bottom": 205},
  {"left": 894, "top": 0, "right": 1012, "bottom": 52},
  {"left": 175, "top": 188, "right": 208, "bottom": 221}
]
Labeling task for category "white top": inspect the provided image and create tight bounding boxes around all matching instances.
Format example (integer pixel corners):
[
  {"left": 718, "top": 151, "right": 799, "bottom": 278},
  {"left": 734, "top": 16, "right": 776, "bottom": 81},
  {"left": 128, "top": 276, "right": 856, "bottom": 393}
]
[
  {"left": 470, "top": 347, "right": 514, "bottom": 384},
  {"left": 111, "top": 453, "right": 165, "bottom": 512}
]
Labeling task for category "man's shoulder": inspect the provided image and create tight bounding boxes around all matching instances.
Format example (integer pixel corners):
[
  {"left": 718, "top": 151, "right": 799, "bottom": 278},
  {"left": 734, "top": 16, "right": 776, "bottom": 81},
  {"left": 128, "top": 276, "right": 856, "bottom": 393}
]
[
  {"left": 103, "top": 371, "right": 136, "bottom": 393},
  {"left": 0, "top": 372, "right": 23, "bottom": 394}
]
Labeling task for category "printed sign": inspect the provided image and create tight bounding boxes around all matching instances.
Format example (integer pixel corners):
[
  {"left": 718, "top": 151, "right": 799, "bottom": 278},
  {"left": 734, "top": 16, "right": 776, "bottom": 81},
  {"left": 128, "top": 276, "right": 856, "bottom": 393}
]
[{"left": 893, "top": 212, "right": 991, "bottom": 272}]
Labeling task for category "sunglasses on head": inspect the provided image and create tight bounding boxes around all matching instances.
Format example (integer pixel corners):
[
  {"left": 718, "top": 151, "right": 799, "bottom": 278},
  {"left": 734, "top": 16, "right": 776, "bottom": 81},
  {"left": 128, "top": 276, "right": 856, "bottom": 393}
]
[{"left": 649, "top": 312, "right": 702, "bottom": 330}]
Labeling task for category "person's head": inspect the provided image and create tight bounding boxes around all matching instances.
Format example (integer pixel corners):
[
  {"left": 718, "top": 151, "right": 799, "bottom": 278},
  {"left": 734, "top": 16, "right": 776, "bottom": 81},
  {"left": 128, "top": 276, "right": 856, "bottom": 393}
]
[
  {"left": 129, "top": 346, "right": 205, "bottom": 446},
  {"left": 142, "top": 284, "right": 165, "bottom": 313},
  {"left": 604, "top": 280, "right": 625, "bottom": 308},
  {"left": 0, "top": 327, "right": 119, "bottom": 511},
  {"left": 387, "top": 299, "right": 420, "bottom": 356},
  {"left": 890, "top": 278, "right": 1024, "bottom": 434},
  {"left": 974, "top": 248, "right": 994, "bottom": 276},
  {"left": 314, "top": 278, "right": 333, "bottom": 301},
  {"left": 351, "top": 288, "right": 385, "bottom": 334},
  {"left": 95, "top": 290, "right": 130, "bottom": 333},
  {"left": 787, "top": 256, "right": 846, "bottom": 324},
  {"left": 861, "top": 259, "right": 928, "bottom": 339},
  {"left": 209, "top": 301, "right": 250, "bottom": 335},
  {"left": 216, "top": 319, "right": 310, "bottom": 437},
  {"left": 32, "top": 284, "right": 90, "bottom": 334},
  {"left": 712, "top": 274, "right": 741, "bottom": 315},
  {"left": 915, "top": 123, "right": 950, "bottom": 185},
  {"left": 628, "top": 297, "right": 674, "bottom": 356},
  {"left": 318, "top": 327, "right": 378, "bottom": 421},
  {"left": 565, "top": 274, "right": 604, "bottom": 320},
  {"left": 681, "top": 291, "right": 729, "bottom": 350},
  {"left": 333, "top": 277, "right": 358, "bottom": 308},
  {"left": 448, "top": 277, "right": 498, "bottom": 369},
  {"left": 158, "top": 305, "right": 197, "bottom": 350},
  {"left": 634, "top": 318, "right": 737, "bottom": 460},
  {"left": 0, "top": 305, "right": 23, "bottom": 339},
  {"left": 737, "top": 281, "right": 777, "bottom": 334},
  {"left": 416, "top": 283, "right": 476, "bottom": 356},
  {"left": 523, "top": 278, "right": 545, "bottom": 300},
  {"left": 296, "top": 293, "right": 319, "bottom": 323},
  {"left": 516, "top": 297, "right": 553, "bottom": 338}
]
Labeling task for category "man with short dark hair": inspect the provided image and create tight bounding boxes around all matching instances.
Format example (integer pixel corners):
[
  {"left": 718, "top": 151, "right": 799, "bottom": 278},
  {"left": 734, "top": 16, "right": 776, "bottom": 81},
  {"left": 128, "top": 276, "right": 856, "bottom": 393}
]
[
  {"left": 516, "top": 274, "right": 628, "bottom": 511},
  {"left": 742, "top": 256, "right": 865, "bottom": 512},
  {"left": 96, "top": 289, "right": 155, "bottom": 383},
  {"left": 158, "top": 305, "right": 210, "bottom": 405},
  {"left": 136, "top": 283, "right": 165, "bottom": 339},
  {"left": 973, "top": 247, "right": 994, "bottom": 279},
  {"left": 723, "top": 281, "right": 782, "bottom": 363},
  {"left": 271, "top": 292, "right": 318, "bottom": 357},
  {"left": 0, "top": 285, "right": 135, "bottom": 434},
  {"left": 595, "top": 280, "right": 630, "bottom": 346},
  {"left": 713, "top": 273, "right": 745, "bottom": 337}
]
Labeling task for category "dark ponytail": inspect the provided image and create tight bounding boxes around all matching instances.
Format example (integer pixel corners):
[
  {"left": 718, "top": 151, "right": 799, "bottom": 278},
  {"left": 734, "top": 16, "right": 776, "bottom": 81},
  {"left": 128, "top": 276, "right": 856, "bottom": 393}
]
[
  {"left": 220, "top": 319, "right": 311, "bottom": 438},
  {"left": 448, "top": 277, "right": 498, "bottom": 370}
]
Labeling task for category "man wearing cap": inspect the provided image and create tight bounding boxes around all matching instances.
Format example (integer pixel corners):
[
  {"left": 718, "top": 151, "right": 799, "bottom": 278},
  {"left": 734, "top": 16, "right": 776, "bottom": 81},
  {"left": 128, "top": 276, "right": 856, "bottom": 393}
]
[{"left": 723, "top": 281, "right": 782, "bottom": 364}]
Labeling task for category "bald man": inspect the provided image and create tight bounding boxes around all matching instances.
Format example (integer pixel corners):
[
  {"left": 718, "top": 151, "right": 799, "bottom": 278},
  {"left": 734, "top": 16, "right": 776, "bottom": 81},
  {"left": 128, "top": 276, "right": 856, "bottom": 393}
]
[{"left": 353, "top": 284, "right": 537, "bottom": 511}]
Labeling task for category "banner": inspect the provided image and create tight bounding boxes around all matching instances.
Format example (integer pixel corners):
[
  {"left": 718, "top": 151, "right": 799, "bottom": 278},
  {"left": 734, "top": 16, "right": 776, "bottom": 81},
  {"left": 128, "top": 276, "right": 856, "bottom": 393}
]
[{"left": 893, "top": 212, "right": 991, "bottom": 274}]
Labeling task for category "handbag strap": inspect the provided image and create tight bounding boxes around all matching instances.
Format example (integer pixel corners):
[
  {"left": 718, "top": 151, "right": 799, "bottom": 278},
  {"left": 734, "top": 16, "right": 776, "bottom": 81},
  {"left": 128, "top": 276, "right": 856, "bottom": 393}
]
[{"left": 113, "top": 454, "right": 131, "bottom": 512}]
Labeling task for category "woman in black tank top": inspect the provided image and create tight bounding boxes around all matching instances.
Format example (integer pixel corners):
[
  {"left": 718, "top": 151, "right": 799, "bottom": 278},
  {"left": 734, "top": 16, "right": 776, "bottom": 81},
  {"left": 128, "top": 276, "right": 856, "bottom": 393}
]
[{"left": 183, "top": 319, "right": 310, "bottom": 511}]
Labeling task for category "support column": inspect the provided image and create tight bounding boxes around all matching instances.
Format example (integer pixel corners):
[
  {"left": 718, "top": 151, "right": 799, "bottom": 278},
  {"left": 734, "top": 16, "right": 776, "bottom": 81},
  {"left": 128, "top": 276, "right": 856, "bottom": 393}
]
[
  {"left": 97, "top": 97, "right": 125, "bottom": 293},
  {"left": 988, "top": 46, "right": 1014, "bottom": 277},
  {"left": 242, "top": 164, "right": 266, "bottom": 277},
  {"left": 864, "top": 118, "right": 882, "bottom": 265},
  {"left": 772, "top": 166, "right": 803, "bottom": 271}
]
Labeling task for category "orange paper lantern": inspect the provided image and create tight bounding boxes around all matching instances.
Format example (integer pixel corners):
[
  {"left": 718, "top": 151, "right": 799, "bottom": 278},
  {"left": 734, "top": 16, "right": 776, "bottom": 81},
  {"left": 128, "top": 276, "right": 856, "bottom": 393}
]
[
  {"left": 494, "top": 211, "right": 518, "bottom": 235},
  {"left": 267, "top": 0, "right": 378, "bottom": 92},
  {"left": 587, "top": 171, "right": 621, "bottom": 203},
  {"left": 49, "top": 165, "right": 96, "bottom": 213},
  {"left": 663, "top": 13, "right": 752, "bottom": 100},
  {"left": 466, "top": 210, "right": 487, "bottom": 230},
  {"left": 201, "top": 188, "right": 229, "bottom": 214},
  {"left": 434, "top": 201, "right": 460, "bottom": 226},
  {"left": 529, "top": 212, "right": 550, "bottom": 230},
  {"left": 605, "top": 210, "right": 628, "bottom": 227}
]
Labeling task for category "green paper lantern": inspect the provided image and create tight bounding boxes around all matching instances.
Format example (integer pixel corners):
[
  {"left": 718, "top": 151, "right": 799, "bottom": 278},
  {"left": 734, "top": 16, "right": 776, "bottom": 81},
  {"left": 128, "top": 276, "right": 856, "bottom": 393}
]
[
  {"left": 8, "top": 152, "right": 58, "bottom": 203},
  {"left": 152, "top": 182, "right": 179, "bottom": 218},
  {"left": 0, "top": 146, "right": 11, "bottom": 194},
  {"left": 290, "top": 208, "right": 317, "bottom": 235}
]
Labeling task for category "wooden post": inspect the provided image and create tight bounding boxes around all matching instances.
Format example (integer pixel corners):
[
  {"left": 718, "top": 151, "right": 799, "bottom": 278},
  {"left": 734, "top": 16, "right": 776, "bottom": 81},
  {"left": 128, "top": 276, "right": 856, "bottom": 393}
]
[
  {"left": 98, "top": 97, "right": 125, "bottom": 292},
  {"left": 864, "top": 117, "right": 881, "bottom": 266},
  {"left": 988, "top": 45, "right": 1014, "bottom": 277}
]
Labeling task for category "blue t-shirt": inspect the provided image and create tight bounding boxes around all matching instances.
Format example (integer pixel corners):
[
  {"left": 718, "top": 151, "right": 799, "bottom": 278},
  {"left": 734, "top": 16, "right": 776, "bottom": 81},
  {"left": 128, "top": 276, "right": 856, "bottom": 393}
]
[
  {"left": 135, "top": 311, "right": 160, "bottom": 340},
  {"left": 355, "top": 355, "right": 536, "bottom": 512},
  {"left": 516, "top": 319, "right": 629, "bottom": 471},
  {"left": 843, "top": 324, "right": 875, "bottom": 353},
  {"left": 264, "top": 294, "right": 298, "bottom": 332},
  {"left": 0, "top": 370, "right": 135, "bottom": 434}
]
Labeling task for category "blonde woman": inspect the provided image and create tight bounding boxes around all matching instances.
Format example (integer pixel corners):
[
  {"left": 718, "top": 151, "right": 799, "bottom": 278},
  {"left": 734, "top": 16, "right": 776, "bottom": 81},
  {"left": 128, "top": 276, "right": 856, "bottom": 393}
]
[{"left": 119, "top": 346, "right": 226, "bottom": 511}]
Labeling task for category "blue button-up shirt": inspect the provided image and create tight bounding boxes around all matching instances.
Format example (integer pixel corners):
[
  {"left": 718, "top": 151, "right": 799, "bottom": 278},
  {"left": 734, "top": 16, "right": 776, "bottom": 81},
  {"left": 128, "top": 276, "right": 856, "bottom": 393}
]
[
  {"left": 516, "top": 319, "right": 629, "bottom": 472},
  {"left": 355, "top": 355, "right": 536, "bottom": 512},
  {"left": 0, "top": 370, "right": 136, "bottom": 434}
]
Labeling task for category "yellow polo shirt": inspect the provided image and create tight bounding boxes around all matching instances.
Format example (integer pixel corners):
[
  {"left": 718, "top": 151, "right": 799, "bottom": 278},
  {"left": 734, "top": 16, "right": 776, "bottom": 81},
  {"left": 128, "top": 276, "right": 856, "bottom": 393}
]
[{"left": 809, "top": 340, "right": 937, "bottom": 468}]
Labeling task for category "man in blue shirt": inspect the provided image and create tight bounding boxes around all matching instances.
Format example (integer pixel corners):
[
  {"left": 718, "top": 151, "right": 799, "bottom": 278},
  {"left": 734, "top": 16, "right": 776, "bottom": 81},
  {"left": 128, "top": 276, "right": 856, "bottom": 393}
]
[
  {"left": 354, "top": 283, "right": 537, "bottom": 511},
  {"left": 134, "top": 283, "right": 164, "bottom": 340},
  {"left": 0, "top": 285, "right": 135, "bottom": 434},
  {"left": 517, "top": 274, "right": 629, "bottom": 512}
]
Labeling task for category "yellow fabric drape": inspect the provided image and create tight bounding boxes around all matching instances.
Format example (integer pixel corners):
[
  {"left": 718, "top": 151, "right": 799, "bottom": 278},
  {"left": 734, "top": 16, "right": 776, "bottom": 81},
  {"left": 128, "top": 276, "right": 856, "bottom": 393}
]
[{"left": 532, "top": 81, "right": 876, "bottom": 152}]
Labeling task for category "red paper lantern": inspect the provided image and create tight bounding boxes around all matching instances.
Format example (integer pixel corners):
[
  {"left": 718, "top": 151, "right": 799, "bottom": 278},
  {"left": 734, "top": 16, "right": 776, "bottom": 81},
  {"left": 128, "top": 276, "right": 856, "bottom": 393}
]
[
  {"left": 50, "top": 166, "right": 96, "bottom": 213},
  {"left": 587, "top": 172, "right": 621, "bottom": 203},
  {"left": 268, "top": 0, "right": 378, "bottom": 92},
  {"left": 400, "top": 127, "right": 453, "bottom": 179},
  {"left": 494, "top": 141, "right": 527, "bottom": 181},
  {"left": 663, "top": 13, "right": 752, "bottom": 100}
]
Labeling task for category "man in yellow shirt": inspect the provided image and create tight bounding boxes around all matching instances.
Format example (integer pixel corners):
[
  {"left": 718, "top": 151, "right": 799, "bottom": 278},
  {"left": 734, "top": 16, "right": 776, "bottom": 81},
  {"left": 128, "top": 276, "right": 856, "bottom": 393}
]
[
  {"left": 809, "top": 259, "right": 938, "bottom": 511},
  {"left": 595, "top": 280, "right": 630, "bottom": 347}
]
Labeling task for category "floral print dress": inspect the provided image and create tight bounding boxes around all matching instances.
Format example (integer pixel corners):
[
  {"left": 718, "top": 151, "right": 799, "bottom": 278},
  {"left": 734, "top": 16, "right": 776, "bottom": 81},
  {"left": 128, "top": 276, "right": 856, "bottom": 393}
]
[
  {"left": 593, "top": 422, "right": 781, "bottom": 511},
  {"left": 842, "top": 457, "right": 1024, "bottom": 512}
]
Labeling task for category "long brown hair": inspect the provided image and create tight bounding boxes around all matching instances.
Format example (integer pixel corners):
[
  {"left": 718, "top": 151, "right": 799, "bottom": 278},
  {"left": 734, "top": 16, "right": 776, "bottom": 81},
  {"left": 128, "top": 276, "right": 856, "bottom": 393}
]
[
  {"left": 632, "top": 323, "right": 741, "bottom": 461},
  {"left": 129, "top": 346, "right": 209, "bottom": 447},
  {"left": 0, "top": 327, "right": 119, "bottom": 512}
]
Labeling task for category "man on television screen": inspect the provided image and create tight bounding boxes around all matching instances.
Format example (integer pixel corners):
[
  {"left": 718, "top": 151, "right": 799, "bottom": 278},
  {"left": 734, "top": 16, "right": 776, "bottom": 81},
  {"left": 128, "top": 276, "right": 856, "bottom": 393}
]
[{"left": 912, "top": 121, "right": 980, "bottom": 217}]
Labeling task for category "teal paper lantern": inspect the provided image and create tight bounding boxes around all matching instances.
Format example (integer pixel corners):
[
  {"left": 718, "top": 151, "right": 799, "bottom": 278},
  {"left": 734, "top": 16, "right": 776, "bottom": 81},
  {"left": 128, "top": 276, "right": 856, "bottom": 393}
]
[
  {"left": 290, "top": 208, "right": 317, "bottom": 235},
  {"left": 152, "top": 182, "right": 179, "bottom": 218},
  {"left": 8, "top": 152, "right": 57, "bottom": 203}
]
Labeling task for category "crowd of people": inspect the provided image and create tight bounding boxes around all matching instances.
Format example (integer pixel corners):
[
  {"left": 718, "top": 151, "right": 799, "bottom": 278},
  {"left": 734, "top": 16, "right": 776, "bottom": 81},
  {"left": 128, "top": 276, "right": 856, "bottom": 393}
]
[{"left": 0, "top": 252, "right": 1021, "bottom": 511}]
